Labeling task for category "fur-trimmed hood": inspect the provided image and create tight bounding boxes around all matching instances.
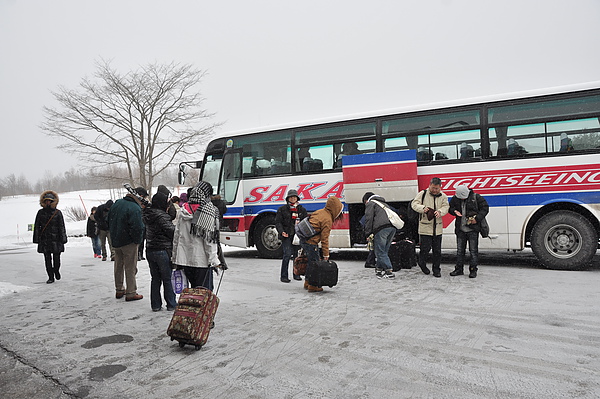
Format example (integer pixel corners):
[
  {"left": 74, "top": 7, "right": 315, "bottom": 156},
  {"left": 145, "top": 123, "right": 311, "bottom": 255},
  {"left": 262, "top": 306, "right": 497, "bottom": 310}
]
[{"left": 39, "top": 190, "right": 59, "bottom": 208}]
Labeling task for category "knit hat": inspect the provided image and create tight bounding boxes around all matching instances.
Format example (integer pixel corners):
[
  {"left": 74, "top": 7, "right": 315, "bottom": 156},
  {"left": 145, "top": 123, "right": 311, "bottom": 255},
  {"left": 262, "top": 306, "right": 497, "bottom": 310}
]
[
  {"left": 362, "top": 192, "right": 375, "bottom": 204},
  {"left": 286, "top": 189, "right": 299, "bottom": 202},
  {"left": 455, "top": 185, "right": 470, "bottom": 199}
]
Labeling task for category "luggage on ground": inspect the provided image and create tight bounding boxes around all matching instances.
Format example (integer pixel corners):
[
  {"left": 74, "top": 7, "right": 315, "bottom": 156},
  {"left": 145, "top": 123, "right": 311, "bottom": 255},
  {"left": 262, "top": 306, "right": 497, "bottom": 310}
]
[
  {"left": 293, "top": 251, "right": 308, "bottom": 276},
  {"left": 306, "top": 260, "right": 338, "bottom": 287},
  {"left": 390, "top": 239, "right": 416, "bottom": 272},
  {"left": 167, "top": 287, "right": 219, "bottom": 350}
]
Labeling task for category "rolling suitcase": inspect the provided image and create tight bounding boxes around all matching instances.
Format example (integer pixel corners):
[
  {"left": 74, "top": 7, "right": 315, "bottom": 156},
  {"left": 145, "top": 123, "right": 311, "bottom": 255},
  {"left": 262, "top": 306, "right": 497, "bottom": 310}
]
[
  {"left": 167, "top": 287, "right": 219, "bottom": 350},
  {"left": 167, "top": 271, "right": 224, "bottom": 350},
  {"left": 305, "top": 260, "right": 338, "bottom": 288}
]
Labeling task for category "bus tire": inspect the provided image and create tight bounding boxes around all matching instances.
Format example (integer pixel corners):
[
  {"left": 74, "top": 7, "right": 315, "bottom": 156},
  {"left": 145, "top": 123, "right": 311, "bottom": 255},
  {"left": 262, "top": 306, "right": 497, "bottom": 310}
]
[
  {"left": 530, "top": 210, "right": 597, "bottom": 270},
  {"left": 253, "top": 215, "right": 283, "bottom": 259}
]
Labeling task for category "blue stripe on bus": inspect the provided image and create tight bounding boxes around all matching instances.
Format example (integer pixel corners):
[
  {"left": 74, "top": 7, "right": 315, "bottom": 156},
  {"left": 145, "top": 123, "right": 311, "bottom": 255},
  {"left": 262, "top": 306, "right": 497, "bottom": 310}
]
[{"left": 343, "top": 149, "right": 416, "bottom": 166}]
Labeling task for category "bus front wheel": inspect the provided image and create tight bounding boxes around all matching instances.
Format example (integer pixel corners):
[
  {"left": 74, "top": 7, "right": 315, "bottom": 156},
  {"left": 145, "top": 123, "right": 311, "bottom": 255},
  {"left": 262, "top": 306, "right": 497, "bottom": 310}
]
[
  {"left": 531, "top": 210, "right": 597, "bottom": 270},
  {"left": 253, "top": 216, "right": 283, "bottom": 259}
]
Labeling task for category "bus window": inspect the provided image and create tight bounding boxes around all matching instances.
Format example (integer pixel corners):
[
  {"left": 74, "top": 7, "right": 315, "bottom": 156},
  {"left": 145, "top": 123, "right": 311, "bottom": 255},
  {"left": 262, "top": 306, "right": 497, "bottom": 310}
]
[
  {"left": 235, "top": 131, "right": 291, "bottom": 177},
  {"left": 417, "top": 129, "right": 481, "bottom": 161},
  {"left": 547, "top": 118, "right": 600, "bottom": 152},
  {"left": 300, "top": 144, "right": 332, "bottom": 171},
  {"left": 335, "top": 140, "right": 376, "bottom": 168},
  {"left": 295, "top": 122, "right": 376, "bottom": 147},
  {"left": 491, "top": 124, "right": 544, "bottom": 156},
  {"left": 202, "top": 154, "right": 222, "bottom": 190}
]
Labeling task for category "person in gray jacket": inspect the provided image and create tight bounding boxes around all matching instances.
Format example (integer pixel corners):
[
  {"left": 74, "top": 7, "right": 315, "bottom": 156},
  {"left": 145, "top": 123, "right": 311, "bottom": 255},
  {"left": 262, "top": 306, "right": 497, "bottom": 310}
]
[{"left": 363, "top": 192, "right": 396, "bottom": 279}]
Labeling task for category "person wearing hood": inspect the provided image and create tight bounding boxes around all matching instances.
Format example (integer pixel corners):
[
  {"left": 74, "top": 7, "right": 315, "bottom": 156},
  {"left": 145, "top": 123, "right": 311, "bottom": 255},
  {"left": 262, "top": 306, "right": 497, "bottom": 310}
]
[
  {"left": 108, "top": 187, "right": 146, "bottom": 301},
  {"left": 448, "top": 185, "right": 489, "bottom": 278},
  {"left": 86, "top": 206, "right": 102, "bottom": 259},
  {"left": 172, "top": 181, "right": 222, "bottom": 291},
  {"left": 33, "top": 190, "right": 68, "bottom": 284},
  {"left": 411, "top": 177, "right": 450, "bottom": 277},
  {"left": 143, "top": 192, "right": 177, "bottom": 311},
  {"left": 275, "top": 189, "right": 308, "bottom": 283},
  {"left": 300, "top": 196, "right": 343, "bottom": 292},
  {"left": 158, "top": 185, "right": 177, "bottom": 221},
  {"left": 363, "top": 192, "right": 397, "bottom": 279},
  {"left": 95, "top": 199, "right": 114, "bottom": 261}
]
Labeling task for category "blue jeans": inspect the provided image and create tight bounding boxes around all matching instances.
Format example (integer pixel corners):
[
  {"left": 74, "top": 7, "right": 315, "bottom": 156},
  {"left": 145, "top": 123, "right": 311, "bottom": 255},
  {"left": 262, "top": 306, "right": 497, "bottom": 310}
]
[
  {"left": 280, "top": 236, "right": 300, "bottom": 279},
  {"left": 418, "top": 235, "right": 443, "bottom": 273},
  {"left": 91, "top": 236, "right": 101, "bottom": 256},
  {"left": 456, "top": 230, "right": 479, "bottom": 269},
  {"left": 146, "top": 250, "right": 177, "bottom": 310},
  {"left": 374, "top": 226, "right": 396, "bottom": 271}
]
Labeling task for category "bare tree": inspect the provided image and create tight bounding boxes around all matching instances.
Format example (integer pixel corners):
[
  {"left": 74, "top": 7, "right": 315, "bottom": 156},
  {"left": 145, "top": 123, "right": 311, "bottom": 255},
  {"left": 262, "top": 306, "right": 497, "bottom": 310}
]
[{"left": 41, "top": 60, "right": 221, "bottom": 189}]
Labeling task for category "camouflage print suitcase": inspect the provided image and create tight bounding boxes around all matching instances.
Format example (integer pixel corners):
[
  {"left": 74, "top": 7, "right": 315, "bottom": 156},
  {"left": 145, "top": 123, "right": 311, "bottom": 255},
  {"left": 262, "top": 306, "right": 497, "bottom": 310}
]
[{"left": 167, "top": 287, "right": 219, "bottom": 350}]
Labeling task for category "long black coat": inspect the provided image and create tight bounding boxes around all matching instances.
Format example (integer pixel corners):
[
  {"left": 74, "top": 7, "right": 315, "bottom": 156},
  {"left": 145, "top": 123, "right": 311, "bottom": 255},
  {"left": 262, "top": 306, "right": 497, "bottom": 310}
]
[{"left": 33, "top": 190, "right": 67, "bottom": 254}]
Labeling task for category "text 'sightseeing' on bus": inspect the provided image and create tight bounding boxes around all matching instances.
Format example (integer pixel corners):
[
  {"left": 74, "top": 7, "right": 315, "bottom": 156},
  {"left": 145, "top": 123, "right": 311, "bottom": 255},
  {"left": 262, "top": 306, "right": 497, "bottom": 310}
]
[{"left": 179, "top": 83, "right": 600, "bottom": 270}]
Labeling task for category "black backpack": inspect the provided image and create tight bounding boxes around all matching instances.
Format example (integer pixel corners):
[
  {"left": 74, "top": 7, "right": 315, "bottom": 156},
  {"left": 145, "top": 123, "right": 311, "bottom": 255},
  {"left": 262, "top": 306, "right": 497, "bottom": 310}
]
[{"left": 407, "top": 190, "right": 426, "bottom": 222}]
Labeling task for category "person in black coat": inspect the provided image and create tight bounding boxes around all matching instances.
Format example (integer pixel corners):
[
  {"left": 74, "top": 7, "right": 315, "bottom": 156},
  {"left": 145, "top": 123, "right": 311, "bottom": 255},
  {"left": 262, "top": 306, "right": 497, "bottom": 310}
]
[
  {"left": 95, "top": 199, "right": 114, "bottom": 261},
  {"left": 33, "top": 190, "right": 68, "bottom": 284},
  {"left": 86, "top": 206, "right": 102, "bottom": 258},
  {"left": 448, "top": 185, "right": 489, "bottom": 278},
  {"left": 275, "top": 189, "right": 308, "bottom": 282},
  {"left": 143, "top": 192, "right": 177, "bottom": 311}
]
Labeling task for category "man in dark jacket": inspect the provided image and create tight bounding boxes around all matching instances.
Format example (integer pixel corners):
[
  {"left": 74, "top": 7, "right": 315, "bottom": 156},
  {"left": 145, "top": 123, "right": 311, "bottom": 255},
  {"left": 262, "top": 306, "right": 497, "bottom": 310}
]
[
  {"left": 363, "top": 192, "right": 396, "bottom": 279},
  {"left": 448, "top": 185, "right": 489, "bottom": 278},
  {"left": 275, "top": 189, "right": 308, "bottom": 282},
  {"left": 95, "top": 200, "right": 114, "bottom": 261},
  {"left": 143, "top": 192, "right": 177, "bottom": 311},
  {"left": 108, "top": 188, "right": 146, "bottom": 301}
]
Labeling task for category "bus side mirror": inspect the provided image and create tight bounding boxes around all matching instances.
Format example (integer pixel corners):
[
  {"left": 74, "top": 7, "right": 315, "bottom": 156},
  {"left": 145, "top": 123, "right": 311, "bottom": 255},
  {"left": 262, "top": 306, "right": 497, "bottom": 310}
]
[{"left": 178, "top": 165, "right": 186, "bottom": 185}]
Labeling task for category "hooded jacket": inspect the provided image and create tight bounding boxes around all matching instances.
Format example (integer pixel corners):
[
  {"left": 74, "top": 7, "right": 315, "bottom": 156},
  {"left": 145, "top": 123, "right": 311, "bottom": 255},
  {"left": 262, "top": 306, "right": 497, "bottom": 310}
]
[
  {"left": 363, "top": 194, "right": 394, "bottom": 236},
  {"left": 33, "top": 190, "right": 67, "bottom": 253},
  {"left": 143, "top": 192, "right": 175, "bottom": 252},
  {"left": 305, "top": 196, "right": 343, "bottom": 257},
  {"left": 95, "top": 200, "right": 113, "bottom": 231},
  {"left": 448, "top": 189, "right": 489, "bottom": 234},
  {"left": 411, "top": 188, "right": 449, "bottom": 236}
]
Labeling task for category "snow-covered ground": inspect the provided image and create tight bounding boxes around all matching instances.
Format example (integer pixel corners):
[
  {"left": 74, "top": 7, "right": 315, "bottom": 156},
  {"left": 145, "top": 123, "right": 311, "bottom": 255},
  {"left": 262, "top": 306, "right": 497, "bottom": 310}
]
[{"left": 0, "top": 188, "right": 136, "bottom": 297}]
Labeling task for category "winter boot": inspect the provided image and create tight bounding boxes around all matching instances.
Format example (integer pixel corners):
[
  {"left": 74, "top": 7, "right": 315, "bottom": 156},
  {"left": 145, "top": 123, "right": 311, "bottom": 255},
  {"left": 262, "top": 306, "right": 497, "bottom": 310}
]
[
  {"left": 307, "top": 285, "right": 323, "bottom": 292},
  {"left": 469, "top": 267, "right": 478, "bottom": 278},
  {"left": 54, "top": 266, "right": 61, "bottom": 280},
  {"left": 449, "top": 266, "right": 464, "bottom": 276},
  {"left": 304, "top": 280, "right": 309, "bottom": 290},
  {"left": 45, "top": 265, "right": 54, "bottom": 284}
]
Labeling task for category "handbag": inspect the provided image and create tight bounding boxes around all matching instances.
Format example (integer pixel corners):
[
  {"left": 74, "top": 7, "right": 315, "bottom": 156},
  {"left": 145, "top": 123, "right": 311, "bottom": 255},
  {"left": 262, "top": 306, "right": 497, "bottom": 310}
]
[
  {"left": 171, "top": 269, "right": 188, "bottom": 294},
  {"left": 293, "top": 250, "right": 308, "bottom": 276},
  {"left": 373, "top": 200, "right": 404, "bottom": 229},
  {"left": 479, "top": 217, "right": 490, "bottom": 238},
  {"left": 292, "top": 234, "right": 300, "bottom": 246},
  {"left": 295, "top": 217, "right": 319, "bottom": 240}
]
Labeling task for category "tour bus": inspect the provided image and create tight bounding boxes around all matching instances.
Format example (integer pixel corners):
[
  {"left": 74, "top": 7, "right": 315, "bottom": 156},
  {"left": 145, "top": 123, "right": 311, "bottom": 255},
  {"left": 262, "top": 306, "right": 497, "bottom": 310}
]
[{"left": 178, "top": 82, "right": 600, "bottom": 270}]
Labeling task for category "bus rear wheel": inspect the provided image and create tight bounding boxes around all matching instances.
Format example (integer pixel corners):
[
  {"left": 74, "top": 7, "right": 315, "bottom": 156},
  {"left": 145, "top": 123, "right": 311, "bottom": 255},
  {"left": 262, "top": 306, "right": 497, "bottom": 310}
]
[
  {"left": 531, "top": 210, "right": 597, "bottom": 270},
  {"left": 253, "top": 215, "right": 283, "bottom": 259}
]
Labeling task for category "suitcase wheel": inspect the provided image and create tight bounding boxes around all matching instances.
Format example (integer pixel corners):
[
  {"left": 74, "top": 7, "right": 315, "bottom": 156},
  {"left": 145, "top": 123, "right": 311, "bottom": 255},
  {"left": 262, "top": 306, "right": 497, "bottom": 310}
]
[
  {"left": 178, "top": 341, "right": 185, "bottom": 348},
  {"left": 194, "top": 345, "right": 202, "bottom": 351}
]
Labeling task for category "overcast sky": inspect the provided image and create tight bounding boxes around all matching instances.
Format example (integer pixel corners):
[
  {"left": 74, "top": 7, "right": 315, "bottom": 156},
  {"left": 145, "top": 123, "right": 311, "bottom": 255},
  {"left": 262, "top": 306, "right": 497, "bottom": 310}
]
[{"left": 1, "top": 0, "right": 599, "bottom": 183}]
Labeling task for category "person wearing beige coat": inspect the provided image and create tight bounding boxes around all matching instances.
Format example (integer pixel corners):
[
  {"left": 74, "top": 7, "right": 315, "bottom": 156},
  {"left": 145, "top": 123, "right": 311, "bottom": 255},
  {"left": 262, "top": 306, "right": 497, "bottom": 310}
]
[{"left": 411, "top": 177, "right": 449, "bottom": 277}]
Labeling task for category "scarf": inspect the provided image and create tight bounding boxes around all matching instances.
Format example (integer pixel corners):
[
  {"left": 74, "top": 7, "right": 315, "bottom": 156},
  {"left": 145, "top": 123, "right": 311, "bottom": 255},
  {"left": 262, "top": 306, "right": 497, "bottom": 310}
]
[{"left": 188, "top": 182, "right": 220, "bottom": 243}]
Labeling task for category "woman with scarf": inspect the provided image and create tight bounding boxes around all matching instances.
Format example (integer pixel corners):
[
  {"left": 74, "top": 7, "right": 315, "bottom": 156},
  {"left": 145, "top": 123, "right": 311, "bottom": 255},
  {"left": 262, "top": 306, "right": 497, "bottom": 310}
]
[{"left": 171, "top": 181, "right": 221, "bottom": 291}]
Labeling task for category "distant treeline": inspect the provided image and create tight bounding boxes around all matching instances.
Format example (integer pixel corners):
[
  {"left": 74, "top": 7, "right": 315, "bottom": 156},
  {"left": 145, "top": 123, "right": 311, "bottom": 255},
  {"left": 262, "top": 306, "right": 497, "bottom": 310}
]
[{"left": 0, "top": 166, "right": 179, "bottom": 199}]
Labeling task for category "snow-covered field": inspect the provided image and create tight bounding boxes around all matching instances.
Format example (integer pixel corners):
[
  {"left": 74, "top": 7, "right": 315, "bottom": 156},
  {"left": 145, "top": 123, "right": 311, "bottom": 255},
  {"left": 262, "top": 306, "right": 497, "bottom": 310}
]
[{"left": 0, "top": 188, "right": 140, "bottom": 297}]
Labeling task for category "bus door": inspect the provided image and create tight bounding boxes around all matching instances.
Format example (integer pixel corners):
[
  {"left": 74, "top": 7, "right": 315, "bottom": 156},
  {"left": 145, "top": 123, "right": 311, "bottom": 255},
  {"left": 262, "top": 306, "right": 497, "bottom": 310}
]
[
  {"left": 342, "top": 150, "right": 419, "bottom": 245},
  {"left": 216, "top": 148, "right": 246, "bottom": 248}
]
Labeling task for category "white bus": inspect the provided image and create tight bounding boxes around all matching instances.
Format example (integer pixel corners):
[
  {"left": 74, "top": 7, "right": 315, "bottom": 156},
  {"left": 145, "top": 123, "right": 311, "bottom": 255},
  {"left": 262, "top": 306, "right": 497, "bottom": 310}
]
[{"left": 179, "top": 82, "right": 600, "bottom": 270}]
